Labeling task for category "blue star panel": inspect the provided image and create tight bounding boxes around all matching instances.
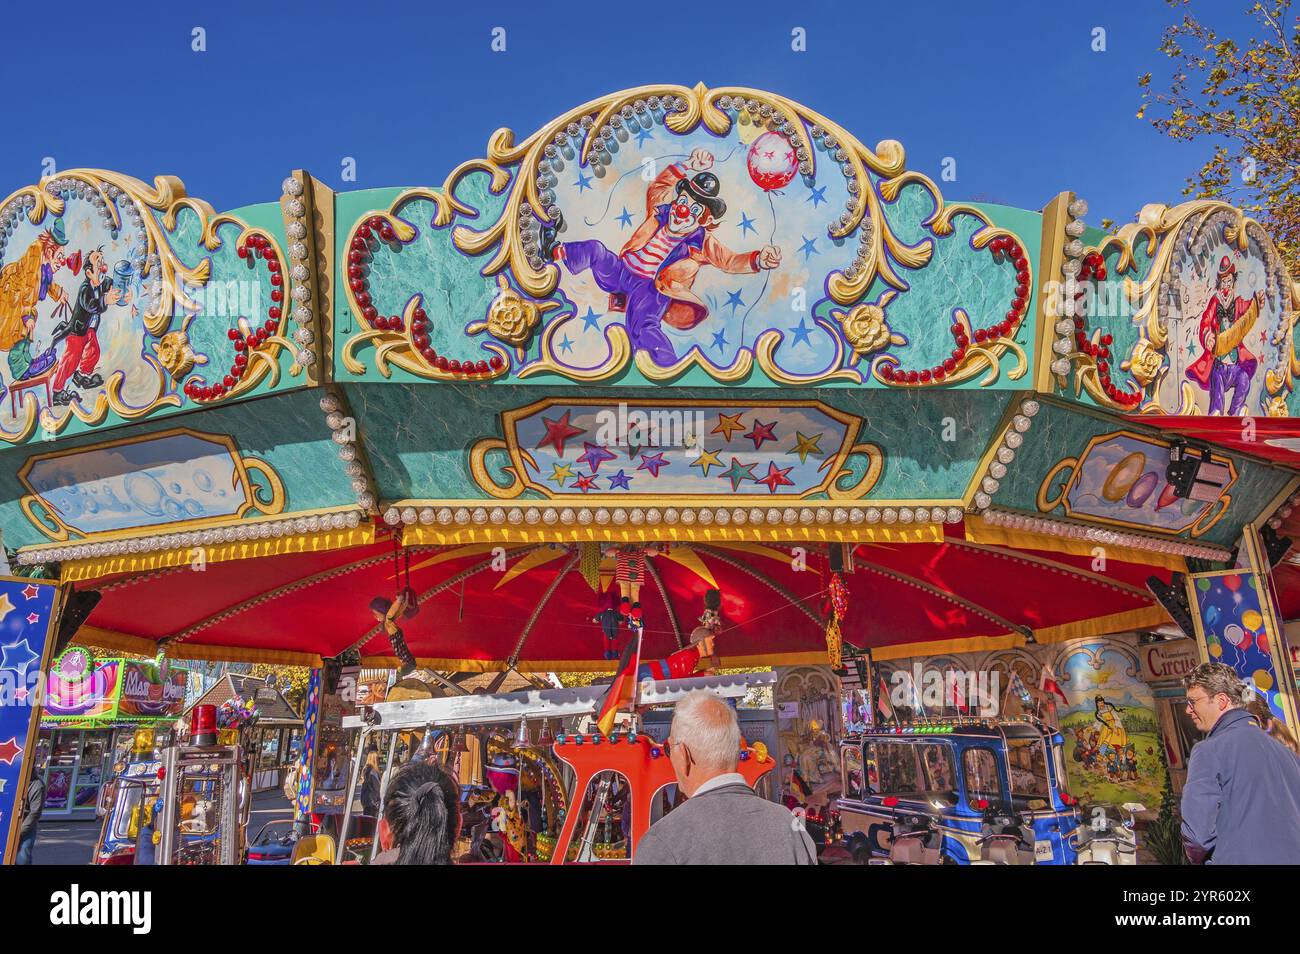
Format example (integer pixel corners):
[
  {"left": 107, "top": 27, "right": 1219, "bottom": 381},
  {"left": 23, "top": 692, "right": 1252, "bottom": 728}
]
[{"left": 0, "top": 578, "right": 58, "bottom": 863}]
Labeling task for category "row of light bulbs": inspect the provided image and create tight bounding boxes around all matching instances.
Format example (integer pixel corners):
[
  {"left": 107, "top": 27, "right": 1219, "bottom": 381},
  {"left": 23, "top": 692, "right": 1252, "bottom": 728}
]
[
  {"left": 16, "top": 507, "right": 366, "bottom": 566},
  {"left": 1050, "top": 194, "right": 1089, "bottom": 378},
  {"left": 279, "top": 175, "right": 317, "bottom": 370},
  {"left": 319, "top": 390, "right": 376, "bottom": 512},
  {"left": 981, "top": 508, "right": 1230, "bottom": 561},
  {"left": 383, "top": 503, "right": 968, "bottom": 529},
  {"left": 970, "top": 397, "right": 1039, "bottom": 511}
]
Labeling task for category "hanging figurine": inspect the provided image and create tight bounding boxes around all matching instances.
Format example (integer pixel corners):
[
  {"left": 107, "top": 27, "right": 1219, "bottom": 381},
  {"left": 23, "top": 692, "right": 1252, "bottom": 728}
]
[
  {"left": 370, "top": 589, "right": 417, "bottom": 677},
  {"left": 614, "top": 544, "right": 647, "bottom": 629},
  {"left": 593, "top": 587, "right": 623, "bottom": 660}
]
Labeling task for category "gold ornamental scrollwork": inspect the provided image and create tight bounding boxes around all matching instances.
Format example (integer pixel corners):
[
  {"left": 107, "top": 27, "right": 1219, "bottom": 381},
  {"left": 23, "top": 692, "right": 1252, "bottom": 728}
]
[
  {"left": 0, "top": 168, "right": 297, "bottom": 443},
  {"left": 1036, "top": 458, "right": 1079, "bottom": 513},
  {"left": 1066, "top": 199, "right": 1300, "bottom": 413},
  {"left": 340, "top": 83, "right": 1031, "bottom": 388}
]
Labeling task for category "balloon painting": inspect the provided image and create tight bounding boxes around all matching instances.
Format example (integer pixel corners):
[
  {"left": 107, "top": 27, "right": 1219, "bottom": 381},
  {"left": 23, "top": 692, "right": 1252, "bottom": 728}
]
[{"left": 1188, "top": 570, "right": 1292, "bottom": 727}]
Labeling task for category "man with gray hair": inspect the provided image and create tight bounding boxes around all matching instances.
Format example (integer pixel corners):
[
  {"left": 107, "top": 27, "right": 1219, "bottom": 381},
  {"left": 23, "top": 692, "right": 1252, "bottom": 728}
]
[
  {"left": 1180, "top": 661, "right": 1300, "bottom": 864},
  {"left": 633, "top": 690, "right": 816, "bottom": 864}
]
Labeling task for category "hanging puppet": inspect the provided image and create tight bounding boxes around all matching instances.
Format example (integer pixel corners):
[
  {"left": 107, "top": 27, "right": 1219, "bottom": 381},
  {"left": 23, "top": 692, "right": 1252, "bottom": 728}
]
[{"left": 369, "top": 588, "right": 418, "bottom": 676}]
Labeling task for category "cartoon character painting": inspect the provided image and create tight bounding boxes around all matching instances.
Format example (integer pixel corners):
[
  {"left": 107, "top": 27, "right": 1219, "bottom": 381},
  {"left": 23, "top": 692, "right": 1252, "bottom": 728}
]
[
  {"left": 51, "top": 246, "right": 130, "bottom": 406},
  {"left": 0, "top": 219, "right": 77, "bottom": 399},
  {"left": 1184, "top": 255, "right": 1265, "bottom": 415},
  {"left": 540, "top": 149, "right": 780, "bottom": 366},
  {"left": 1093, "top": 696, "right": 1129, "bottom": 780}
]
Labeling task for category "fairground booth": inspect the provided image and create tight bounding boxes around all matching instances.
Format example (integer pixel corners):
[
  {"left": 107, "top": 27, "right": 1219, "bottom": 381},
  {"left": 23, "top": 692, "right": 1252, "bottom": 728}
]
[
  {"left": 34, "top": 648, "right": 187, "bottom": 818},
  {"left": 1, "top": 83, "right": 1299, "bottom": 863}
]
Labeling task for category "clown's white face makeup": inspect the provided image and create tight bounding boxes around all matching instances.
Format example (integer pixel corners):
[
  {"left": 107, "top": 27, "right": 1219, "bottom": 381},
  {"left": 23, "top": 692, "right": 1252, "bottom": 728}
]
[{"left": 669, "top": 194, "right": 704, "bottom": 234}]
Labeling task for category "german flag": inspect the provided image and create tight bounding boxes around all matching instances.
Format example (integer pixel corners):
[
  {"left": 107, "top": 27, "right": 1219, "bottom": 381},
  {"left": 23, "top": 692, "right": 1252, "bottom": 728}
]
[{"left": 595, "top": 633, "right": 642, "bottom": 737}]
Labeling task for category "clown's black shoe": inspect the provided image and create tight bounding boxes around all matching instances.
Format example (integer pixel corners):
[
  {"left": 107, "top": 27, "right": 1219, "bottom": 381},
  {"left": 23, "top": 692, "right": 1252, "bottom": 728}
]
[
  {"left": 73, "top": 371, "right": 103, "bottom": 388},
  {"left": 53, "top": 388, "right": 76, "bottom": 406},
  {"left": 538, "top": 211, "right": 565, "bottom": 261}
]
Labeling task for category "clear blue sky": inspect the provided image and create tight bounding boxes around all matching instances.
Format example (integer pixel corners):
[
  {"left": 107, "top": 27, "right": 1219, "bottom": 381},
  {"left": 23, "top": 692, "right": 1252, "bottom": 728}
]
[{"left": 0, "top": 0, "right": 1252, "bottom": 226}]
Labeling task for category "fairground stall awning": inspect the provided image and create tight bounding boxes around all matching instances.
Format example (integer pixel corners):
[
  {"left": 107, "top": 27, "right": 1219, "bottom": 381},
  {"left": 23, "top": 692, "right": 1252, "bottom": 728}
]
[{"left": 0, "top": 83, "right": 1295, "bottom": 673}]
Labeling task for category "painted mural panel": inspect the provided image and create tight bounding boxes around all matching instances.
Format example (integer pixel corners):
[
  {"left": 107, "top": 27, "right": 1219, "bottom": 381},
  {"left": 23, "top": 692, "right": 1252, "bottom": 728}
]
[
  {"left": 339, "top": 84, "right": 1036, "bottom": 390},
  {"left": 1037, "top": 429, "right": 1234, "bottom": 537},
  {"left": 1187, "top": 569, "right": 1297, "bottom": 730},
  {"left": 879, "top": 636, "right": 1168, "bottom": 810},
  {"left": 0, "top": 577, "right": 59, "bottom": 863},
  {"left": 17, "top": 428, "right": 285, "bottom": 542},
  {"left": 1050, "top": 200, "right": 1299, "bottom": 417},
  {"left": 0, "top": 172, "right": 304, "bottom": 445},
  {"left": 470, "top": 397, "right": 882, "bottom": 500}
]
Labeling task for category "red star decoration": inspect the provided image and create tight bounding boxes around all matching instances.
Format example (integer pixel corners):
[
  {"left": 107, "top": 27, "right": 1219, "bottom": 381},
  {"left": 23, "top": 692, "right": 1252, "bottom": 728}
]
[
  {"left": 0, "top": 737, "right": 21, "bottom": 766},
  {"left": 21, "top": 585, "right": 38, "bottom": 600},
  {"left": 744, "top": 419, "right": 777, "bottom": 450},
  {"left": 756, "top": 461, "right": 795, "bottom": 494},
  {"left": 15, "top": 688, "right": 28, "bottom": 703},
  {"left": 536, "top": 410, "right": 586, "bottom": 457},
  {"left": 571, "top": 473, "right": 598, "bottom": 493},
  {"left": 25, "top": 613, "right": 39, "bottom": 625}
]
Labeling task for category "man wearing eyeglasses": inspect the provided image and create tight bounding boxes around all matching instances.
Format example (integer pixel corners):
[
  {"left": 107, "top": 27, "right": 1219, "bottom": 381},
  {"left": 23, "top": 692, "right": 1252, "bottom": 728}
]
[
  {"left": 1180, "top": 662, "right": 1300, "bottom": 864},
  {"left": 633, "top": 690, "right": 816, "bottom": 865}
]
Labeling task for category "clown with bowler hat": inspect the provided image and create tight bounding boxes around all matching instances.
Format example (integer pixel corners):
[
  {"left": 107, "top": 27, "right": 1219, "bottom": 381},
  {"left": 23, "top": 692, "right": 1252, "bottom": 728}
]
[
  {"left": 1185, "top": 255, "right": 1266, "bottom": 416},
  {"left": 540, "top": 148, "right": 780, "bottom": 366}
]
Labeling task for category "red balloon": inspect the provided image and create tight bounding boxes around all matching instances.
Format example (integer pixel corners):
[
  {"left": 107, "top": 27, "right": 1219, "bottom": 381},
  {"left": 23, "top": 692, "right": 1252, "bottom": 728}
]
[
  {"left": 746, "top": 132, "right": 799, "bottom": 191},
  {"left": 1258, "top": 631, "right": 1271, "bottom": 655},
  {"left": 1224, "top": 574, "right": 1242, "bottom": 591}
]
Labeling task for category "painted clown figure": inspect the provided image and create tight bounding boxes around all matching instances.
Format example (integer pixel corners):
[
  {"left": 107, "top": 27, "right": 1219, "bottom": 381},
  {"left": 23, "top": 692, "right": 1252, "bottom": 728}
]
[
  {"left": 1185, "top": 255, "right": 1265, "bottom": 415},
  {"left": 540, "top": 148, "right": 780, "bottom": 366},
  {"left": 51, "top": 247, "right": 129, "bottom": 406}
]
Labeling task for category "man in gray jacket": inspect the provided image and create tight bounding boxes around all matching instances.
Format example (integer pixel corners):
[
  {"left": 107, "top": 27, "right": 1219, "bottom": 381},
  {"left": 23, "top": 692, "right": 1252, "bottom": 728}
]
[
  {"left": 1180, "top": 662, "right": 1300, "bottom": 864},
  {"left": 634, "top": 690, "right": 816, "bottom": 865},
  {"left": 16, "top": 772, "right": 46, "bottom": 865}
]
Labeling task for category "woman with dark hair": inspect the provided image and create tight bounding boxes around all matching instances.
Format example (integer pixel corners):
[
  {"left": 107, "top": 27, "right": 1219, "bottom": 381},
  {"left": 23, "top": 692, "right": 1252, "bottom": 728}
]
[{"left": 374, "top": 760, "right": 461, "bottom": 865}]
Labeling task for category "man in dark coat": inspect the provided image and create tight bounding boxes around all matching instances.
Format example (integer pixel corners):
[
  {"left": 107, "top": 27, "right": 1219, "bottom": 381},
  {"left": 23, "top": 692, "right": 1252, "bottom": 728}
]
[
  {"left": 1180, "top": 662, "right": 1300, "bottom": 864},
  {"left": 16, "top": 772, "right": 46, "bottom": 864},
  {"left": 52, "top": 247, "right": 128, "bottom": 405},
  {"left": 633, "top": 690, "right": 815, "bottom": 865}
]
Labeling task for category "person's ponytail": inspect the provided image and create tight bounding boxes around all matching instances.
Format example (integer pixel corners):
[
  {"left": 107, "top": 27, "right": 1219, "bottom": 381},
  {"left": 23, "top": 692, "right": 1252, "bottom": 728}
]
[{"left": 383, "top": 761, "right": 460, "bottom": 865}]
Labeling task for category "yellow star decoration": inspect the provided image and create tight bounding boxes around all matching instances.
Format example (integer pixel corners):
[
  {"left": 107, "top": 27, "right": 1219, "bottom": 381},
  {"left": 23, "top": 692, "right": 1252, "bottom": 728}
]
[
  {"left": 792, "top": 431, "right": 825, "bottom": 463},
  {"left": 0, "top": 593, "right": 12, "bottom": 622},
  {"left": 712, "top": 412, "right": 745, "bottom": 442},
  {"left": 548, "top": 462, "right": 575, "bottom": 485},
  {"left": 690, "top": 446, "right": 723, "bottom": 477}
]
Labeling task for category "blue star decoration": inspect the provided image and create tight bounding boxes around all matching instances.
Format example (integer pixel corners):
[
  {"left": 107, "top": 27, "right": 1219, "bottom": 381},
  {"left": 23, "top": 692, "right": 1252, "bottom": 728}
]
[
  {"left": 635, "top": 128, "right": 654, "bottom": 147},
  {"left": 558, "top": 334, "right": 575, "bottom": 354},
  {"left": 1, "top": 638, "right": 38, "bottom": 680},
  {"left": 637, "top": 452, "right": 669, "bottom": 477},
  {"left": 712, "top": 328, "right": 728, "bottom": 353},
  {"left": 789, "top": 319, "right": 813, "bottom": 348},
  {"left": 574, "top": 171, "right": 594, "bottom": 193},
  {"left": 738, "top": 212, "right": 757, "bottom": 237},
  {"left": 616, "top": 206, "right": 634, "bottom": 228},
  {"left": 799, "top": 236, "right": 819, "bottom": 261},
  {"left": 607, "top": 469, "right": 633, "bottom": 491},
  {"left": 725, "top": 289, "right": 745, "bottom": 314},
  {"left": 806, "top": 185, "right": 827, "bottom": 208},
  {"left": 580, "top": 306, "right": 602, "bottom": 332}
]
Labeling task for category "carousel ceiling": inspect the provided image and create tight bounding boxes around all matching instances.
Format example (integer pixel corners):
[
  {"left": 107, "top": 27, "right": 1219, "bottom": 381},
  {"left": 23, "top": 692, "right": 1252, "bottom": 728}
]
[{"left": 76, "top": 527, "right": 1174, "bottom": 670}]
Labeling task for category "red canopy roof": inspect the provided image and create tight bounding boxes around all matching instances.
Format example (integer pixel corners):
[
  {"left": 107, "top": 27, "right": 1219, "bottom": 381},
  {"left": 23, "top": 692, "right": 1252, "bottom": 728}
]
[{"left": 78, "top": 527, "right": 1174, "bottom": 670}]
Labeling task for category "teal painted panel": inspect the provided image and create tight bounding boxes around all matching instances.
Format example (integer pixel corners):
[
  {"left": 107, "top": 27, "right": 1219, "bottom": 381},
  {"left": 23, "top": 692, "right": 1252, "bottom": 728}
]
[
  {"left": 0, "top": 388, "right": 356, "bottom": 551},
  {"left": 346, "top": 382, "right": 1010, "bottom": 503},
  {"left": 0, "top": 175, "right": 304, "bottom": 447},
  {"left": 991, "top": 401, "right": 1290, "bottom": 547},
  {"left": 332, "top": 96, "right": 1041, "bottom": 392}
]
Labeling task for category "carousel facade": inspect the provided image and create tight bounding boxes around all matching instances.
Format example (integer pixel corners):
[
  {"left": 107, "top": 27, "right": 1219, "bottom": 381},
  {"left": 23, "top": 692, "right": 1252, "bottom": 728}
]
[{"left": 2, "top": 83, "right": 1299, "bottom": 864}]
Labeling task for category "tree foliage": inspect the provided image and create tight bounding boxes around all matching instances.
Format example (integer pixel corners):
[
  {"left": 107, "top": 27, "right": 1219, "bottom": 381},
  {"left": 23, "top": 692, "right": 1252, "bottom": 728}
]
[
  {"left": 249, "top": 663, "right": 312, "bottom": 709},
  {"left": 1139, "top": 1, "right": 1300, "bottom": 272}
]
